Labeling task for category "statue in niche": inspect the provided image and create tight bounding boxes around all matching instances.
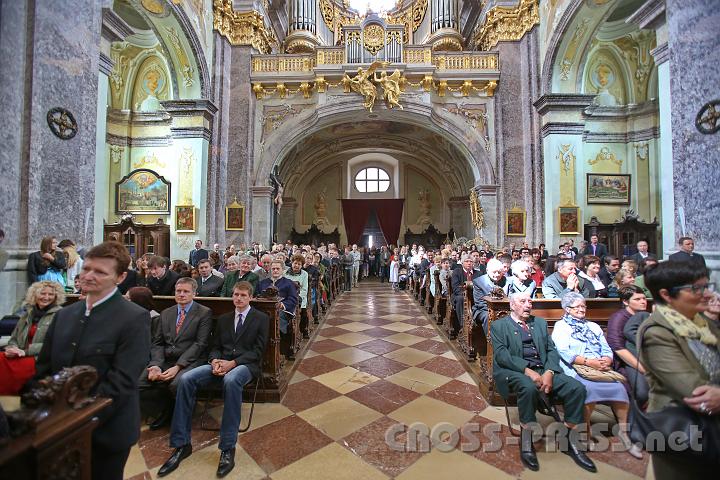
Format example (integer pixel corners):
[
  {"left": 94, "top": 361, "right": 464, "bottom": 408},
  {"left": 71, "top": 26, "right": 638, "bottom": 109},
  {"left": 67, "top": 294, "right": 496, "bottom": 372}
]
[
  {"left": 591, "top": 62, "right": 618, "bottom": 106},
  {"left": 374, "top": 70, "right": 404, "bottom": 110},
  {"left": 313, "top": 188, "right": 330, "bottom": 228},
  {"left": 416, "top": 188, "right": 432, "bottom": 226}
]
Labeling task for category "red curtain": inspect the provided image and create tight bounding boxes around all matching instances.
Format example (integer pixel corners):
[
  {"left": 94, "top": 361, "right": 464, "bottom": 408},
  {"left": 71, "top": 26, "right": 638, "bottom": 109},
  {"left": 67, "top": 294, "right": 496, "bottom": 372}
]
[
  {"left": 373, "top": 199, "right": 405, "bottom": 246},
  {"left": 340, "top": 199, "right": 405, "bottom": 246},
  {"left": 340, "top": 200, "right": 372, "bottom": 245}
]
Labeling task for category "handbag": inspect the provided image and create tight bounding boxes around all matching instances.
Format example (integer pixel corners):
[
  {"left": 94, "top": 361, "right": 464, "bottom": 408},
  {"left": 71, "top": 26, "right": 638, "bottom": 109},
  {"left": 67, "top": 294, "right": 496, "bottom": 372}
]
[
  {"left": 572, "top": 363, "right": 626, "bottom": 383},
  {"left": 628, "top": 324, "right": 720, "bottom": 462}
]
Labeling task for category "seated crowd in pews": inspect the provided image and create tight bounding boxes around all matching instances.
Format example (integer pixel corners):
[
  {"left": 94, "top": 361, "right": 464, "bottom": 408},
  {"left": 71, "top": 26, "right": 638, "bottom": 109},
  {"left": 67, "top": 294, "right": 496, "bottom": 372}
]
[{"left": 402, "top": 236, "right": 718, "bottom": 475}]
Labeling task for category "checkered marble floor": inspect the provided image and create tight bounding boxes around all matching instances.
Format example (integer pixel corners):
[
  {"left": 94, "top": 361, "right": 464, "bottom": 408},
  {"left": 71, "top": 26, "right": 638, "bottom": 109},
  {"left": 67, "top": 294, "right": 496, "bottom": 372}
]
[{"left": 123, "top": 281, "right": 652, "bottom": 479}]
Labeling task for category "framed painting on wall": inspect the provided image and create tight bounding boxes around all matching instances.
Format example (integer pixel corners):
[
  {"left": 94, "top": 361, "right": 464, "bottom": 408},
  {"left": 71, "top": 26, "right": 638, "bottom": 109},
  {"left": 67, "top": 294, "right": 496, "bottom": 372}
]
[
  {"left": 115, "top": 168, "right": 170, "bottom": 214},
  {"left": 559, "top": 206, "right": 580, "bottom": 235},
  {"left": 175, "top": 205, "right": 196, "bottom": 233},
  {"left": 505, "top": 209, "right": 526, "bottom": 236},
  {"left": 225, "top": 200, "right": 245, "bottom": 231},
  {"left": 587, "top": 173, "right": 631, "bottom": 205}
]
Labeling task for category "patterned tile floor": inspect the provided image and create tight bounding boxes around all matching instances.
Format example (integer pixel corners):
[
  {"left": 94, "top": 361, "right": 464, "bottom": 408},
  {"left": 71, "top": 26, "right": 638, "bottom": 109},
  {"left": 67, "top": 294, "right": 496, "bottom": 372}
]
[{"left": 123, "top": 281, "right": 652, "bottom": 479}]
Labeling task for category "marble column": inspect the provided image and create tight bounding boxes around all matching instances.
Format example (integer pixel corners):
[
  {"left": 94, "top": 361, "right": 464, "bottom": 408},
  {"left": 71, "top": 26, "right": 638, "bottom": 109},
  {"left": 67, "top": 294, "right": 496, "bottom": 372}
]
[
  {"left": 252, "top": 186, "right": 275, "bottom": 245},
  {"left": 493, "top": 28, "right": 544, "bottom": 247},
  {"left": 665, "top": 0, "right": 720, "bottom": 278},
  {"left": 207, "top": 33, "right": 257, "bottom": 248},
  {"left": 0, "top": 1, "right": 109, "bottom": 313}
]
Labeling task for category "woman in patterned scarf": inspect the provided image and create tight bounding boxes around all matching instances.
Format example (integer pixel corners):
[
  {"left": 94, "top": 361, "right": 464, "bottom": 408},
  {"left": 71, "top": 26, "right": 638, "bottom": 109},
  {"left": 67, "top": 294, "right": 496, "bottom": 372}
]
[
  {"left": 551, "top": 291, "right": 641, "bottom": 458},
  {"left": 640, "top": 261, "right": 720, "bottom": 479}
]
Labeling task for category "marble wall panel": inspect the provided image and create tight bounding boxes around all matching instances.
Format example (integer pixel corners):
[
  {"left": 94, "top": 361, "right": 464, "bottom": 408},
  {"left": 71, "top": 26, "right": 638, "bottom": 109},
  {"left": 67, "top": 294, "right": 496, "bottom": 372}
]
[{"left": 666, "top": 0, "right": 720, "bottom": 251}]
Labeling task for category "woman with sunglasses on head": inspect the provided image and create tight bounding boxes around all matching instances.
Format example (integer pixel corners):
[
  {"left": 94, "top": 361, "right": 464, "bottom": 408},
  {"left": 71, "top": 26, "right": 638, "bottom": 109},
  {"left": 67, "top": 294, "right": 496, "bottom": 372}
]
[{"left": 640, "top": 261, "right": 720, "bottom": 479}]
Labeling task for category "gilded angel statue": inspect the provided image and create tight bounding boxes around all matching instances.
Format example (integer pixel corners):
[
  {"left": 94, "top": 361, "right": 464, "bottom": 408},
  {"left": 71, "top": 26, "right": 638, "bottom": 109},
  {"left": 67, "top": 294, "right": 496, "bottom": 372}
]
[
  {"left": 344, "top": 60, "right": 388, "bottom": 112},
  {"left": 374, "top": 69, "right": 403, "bottom": 110}
]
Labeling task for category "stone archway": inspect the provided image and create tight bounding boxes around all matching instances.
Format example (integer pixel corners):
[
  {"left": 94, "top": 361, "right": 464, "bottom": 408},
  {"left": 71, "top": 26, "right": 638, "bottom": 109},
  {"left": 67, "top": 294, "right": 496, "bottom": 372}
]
[{"left": 251, "top": 97, "right": 498, "bottom": 246}]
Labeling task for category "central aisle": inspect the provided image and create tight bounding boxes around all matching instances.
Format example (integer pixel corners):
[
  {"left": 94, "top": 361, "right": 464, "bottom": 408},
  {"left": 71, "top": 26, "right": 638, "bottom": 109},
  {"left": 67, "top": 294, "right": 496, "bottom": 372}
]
[{"left": 124, "top": 281, "right": 650, "bottom": 479}]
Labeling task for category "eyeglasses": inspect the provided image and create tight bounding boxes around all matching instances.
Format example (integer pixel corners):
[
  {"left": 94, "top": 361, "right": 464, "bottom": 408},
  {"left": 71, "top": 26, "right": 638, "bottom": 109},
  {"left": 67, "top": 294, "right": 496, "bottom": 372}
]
[
  {"left": 670, "top": 283, "right": 716, "bottom": 295},
  {"left": 568, "top": 304, "right": 587, "bottom": 310}
]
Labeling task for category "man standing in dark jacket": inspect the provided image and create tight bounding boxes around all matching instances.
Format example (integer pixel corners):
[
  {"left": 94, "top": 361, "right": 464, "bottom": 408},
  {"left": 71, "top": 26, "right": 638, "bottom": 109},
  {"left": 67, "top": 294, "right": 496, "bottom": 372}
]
[
  {"left": 35, "top": 241, "right": 150, "bottom": 480},
  {"left": 188, "top": 239, "right": 209, "bottom": 268}
]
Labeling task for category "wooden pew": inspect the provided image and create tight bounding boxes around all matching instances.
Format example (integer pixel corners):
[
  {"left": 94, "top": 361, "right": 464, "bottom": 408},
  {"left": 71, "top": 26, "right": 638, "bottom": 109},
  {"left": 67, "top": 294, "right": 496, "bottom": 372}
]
[
  {"left": 477, "top": 296, "right": 648, "bottom": 405},
  {"left": 0, "top": 366, "right": 112, "bottom": 479},
  {"left": 424, "top": 269, "right": 434, "bottom": 314},
  {"left": 433, "top": 270, "right": 448, "bottom": 325},
  {"left": 64, "top": 294, "right": 292, "bottom": 401},
  {"left": 443, "top": 274, "right": 459, "bottom": 338},
  {"left": 418, "top": 269, "right": 428, "bottom": 306}
]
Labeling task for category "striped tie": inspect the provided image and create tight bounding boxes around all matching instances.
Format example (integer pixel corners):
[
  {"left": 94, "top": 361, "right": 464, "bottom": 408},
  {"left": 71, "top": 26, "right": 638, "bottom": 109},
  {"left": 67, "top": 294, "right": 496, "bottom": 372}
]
[{"left": 176, "top": 308, "right": 186, "bottom": 334}]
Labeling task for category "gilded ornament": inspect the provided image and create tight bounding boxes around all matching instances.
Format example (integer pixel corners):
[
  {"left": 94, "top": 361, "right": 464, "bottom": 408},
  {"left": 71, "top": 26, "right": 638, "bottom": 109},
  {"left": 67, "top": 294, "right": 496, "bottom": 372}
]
[
  {"left": 474, "top": 0, "right": 539, "bottom": 51},
  {"left": 421, "top": 75, "right": 434, "bottom": 91},
  {"left": 299, "top": 82, "right": 312, "bottom": 99},
  {"left": 374, "top": 70, "right": 403, "bottom": 110},
  {"left": 437, "top": 80, "right": 448, "bottom": 97},
  {"left": 276, "top": 83, "right": 287, "bottom": 98},
  {"left": 344, "top": 61, "right": 383, "bottom": 111},
  {"left": 461, "top": 81, "right": 473, "bottom": 97},
  {"left": 178, "top": 146, "right": 195, "bottom": 204},
  {"left": 588, "top": 146, "right": 623, "bottom": 166},
  {"left": 560, "top": 18, "right": 590, "bottom": 81},
  {"left": 469, "top": 189, "right": 485, "bottom": 231},
  {"left": 252, "top": 83, "right": 266, "bottom": 99},
  {"left": 556, "top": 144, "right": 575, "bottom": 175},
  {"left": 213, "top": 1, "right": 276, "bottom": 54},
  {"left": 363, "top": 24, "right": 385, "bottom": 55},
  {"left": 315, "top": 76, "right": 327, "bottom": 93},
  {"left": 141, "top": 0, "right": 166, "bottom": 15}
]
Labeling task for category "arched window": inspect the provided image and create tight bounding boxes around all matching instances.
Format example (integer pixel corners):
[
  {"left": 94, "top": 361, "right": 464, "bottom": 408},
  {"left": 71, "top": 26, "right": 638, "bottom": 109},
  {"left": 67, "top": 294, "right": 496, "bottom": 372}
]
[{"left": 355, "top": 167, "right": 390, "bottom": 193}]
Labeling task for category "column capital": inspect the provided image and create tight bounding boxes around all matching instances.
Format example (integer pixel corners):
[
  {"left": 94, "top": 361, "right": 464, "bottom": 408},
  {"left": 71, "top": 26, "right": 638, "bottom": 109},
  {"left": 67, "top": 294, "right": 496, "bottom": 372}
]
[{"left": 251, "top": 185, "right": 275, "bottom": 197}]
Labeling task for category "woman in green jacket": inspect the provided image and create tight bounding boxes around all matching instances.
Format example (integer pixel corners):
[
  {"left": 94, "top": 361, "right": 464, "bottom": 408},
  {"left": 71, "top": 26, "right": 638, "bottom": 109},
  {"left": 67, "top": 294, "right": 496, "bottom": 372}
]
[
  {"left": 640, "top": 261, "right": 720, "bottom": 479},
  {"left": 0, "top": 280, "right": 65, "bottom": 394}
]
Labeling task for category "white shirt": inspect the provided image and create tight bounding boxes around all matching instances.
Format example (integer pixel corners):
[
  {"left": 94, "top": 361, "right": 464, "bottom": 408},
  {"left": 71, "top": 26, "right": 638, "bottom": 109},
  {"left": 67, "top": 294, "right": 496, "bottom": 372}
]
[
  {"left": 85, "top": 287, "right": 118, "bottom": 316},
  {"left": 234, "top": 305, "right": 251, "bottom": 331}
]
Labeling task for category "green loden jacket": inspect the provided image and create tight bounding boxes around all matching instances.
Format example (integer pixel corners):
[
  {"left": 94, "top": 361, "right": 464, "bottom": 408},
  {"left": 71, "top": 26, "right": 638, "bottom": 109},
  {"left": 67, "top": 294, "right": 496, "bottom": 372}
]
[
  {"left": 490, "top": 315, "right": 564, "bottom": 399},
  {"left": 8, "top": 304, "right": 63, "bottom": 357}
]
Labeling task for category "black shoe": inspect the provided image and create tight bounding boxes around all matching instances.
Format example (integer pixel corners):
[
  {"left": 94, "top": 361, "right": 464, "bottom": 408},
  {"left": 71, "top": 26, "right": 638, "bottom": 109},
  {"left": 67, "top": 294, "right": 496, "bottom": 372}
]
[
  {"left": 520, "top": 427, "right": 539, "bottom": 471},
  {"left": 216, "top": 448, "right": 235, "bottom": 477},
  {"left": 158, "top": 444, "right": 192, "bottom": 477},
  {"left": 562, "top": 429, "right": 597, "bottom": 473},
  {"left": 149, "top": 408, "right": 172, "bottom": 430}
]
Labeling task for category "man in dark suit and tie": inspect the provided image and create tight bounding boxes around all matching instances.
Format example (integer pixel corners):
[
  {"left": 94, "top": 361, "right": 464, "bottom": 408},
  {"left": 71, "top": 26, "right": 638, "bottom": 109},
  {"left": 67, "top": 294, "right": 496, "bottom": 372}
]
[
  {"left": 158, "top": 281, "right": 269, "bottom": 478},
  {"left": 257, "top": 259, "right": 298, "bottom": 358},
  {"left": 582, "top": 234, "right": 608, "bottom": 261},
  {"left": 188, "top": 239, "right": 209, "bottom": 268},
  {"left": 668, "top": 236, "right": 707, "bottom": 269},
  {"left": 472, "top": 258, "right": 507, "bottom": 333},
  {"left": 196, "top": 259, "right": 223, "bottom": 296},
  {"left": 491, "top": 292, "right": 595, "bottom": 473},
  {"left": 629, "top": 240, "right": 657, "bottom": 264},
  {"left": 139, "top": 277, "right": 212, "bottom": 430},
  {"left": 35, "top": 241, "right": 150, "bottom": 480},
  {"left": 449, "top": 255, "right": 481, "bottom": 338}
]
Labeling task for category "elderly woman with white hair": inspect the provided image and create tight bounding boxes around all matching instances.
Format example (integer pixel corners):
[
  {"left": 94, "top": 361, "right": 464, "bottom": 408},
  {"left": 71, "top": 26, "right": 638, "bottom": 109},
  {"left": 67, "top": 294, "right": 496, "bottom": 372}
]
[
  {"left": 504, "top": 260, "right": 537, "bottom": 298},
  {"left": 472, "top": 258, "right": 508, "bottom": 333},
  {"left": 551, "top": 291, "right": 642, "bottom": 458}
]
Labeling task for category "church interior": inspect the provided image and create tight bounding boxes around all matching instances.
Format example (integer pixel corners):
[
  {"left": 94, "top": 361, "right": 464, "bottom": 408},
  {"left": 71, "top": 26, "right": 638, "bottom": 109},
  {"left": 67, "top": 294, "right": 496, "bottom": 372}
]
[{"left": 0, "top": 0, "right": 719, "bottom": 479}]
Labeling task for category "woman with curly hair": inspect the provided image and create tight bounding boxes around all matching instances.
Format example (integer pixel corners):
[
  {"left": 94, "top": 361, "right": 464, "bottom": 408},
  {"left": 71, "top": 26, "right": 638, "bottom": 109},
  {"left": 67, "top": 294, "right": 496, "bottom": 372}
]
[{"left": 0, "top": 281, "right": 65, "bottom": 394}]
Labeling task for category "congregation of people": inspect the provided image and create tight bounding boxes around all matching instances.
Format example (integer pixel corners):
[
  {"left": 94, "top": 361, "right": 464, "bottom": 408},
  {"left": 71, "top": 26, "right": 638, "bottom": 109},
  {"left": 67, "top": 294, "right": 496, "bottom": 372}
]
[{"left": 0, "top": 230, "right": 718, "bottom": 480}]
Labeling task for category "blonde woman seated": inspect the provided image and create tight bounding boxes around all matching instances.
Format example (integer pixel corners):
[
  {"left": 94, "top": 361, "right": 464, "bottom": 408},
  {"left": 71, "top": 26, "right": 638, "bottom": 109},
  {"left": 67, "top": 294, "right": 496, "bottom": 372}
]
[
  {"left": 607, "top": 268, "right": 636, "bottom": 298},
  {"left": 0, "top": 281, "right": 65, "bottom": 394},
  {"left": 551, "top": 292, "right": 642, "bottom": 458}
]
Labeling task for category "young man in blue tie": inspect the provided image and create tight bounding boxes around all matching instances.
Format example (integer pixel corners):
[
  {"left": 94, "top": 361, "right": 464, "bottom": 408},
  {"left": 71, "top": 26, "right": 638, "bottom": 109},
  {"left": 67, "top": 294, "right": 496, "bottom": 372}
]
[{"left": 158, "top": 281, "right": 269, "bottom": 478}]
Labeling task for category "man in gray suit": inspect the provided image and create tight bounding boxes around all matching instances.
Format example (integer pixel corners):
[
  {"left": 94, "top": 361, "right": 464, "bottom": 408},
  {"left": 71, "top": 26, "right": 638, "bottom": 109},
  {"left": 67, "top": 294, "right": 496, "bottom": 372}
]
[
  {"left": 139, "top": 277, "right": 212, "bottom": 429},
  {"left": 472, "top": 258, "right": 507, "bottom": 333},
  {"left": 196, "top": 259, "right": 223, "bottom": 297}
]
